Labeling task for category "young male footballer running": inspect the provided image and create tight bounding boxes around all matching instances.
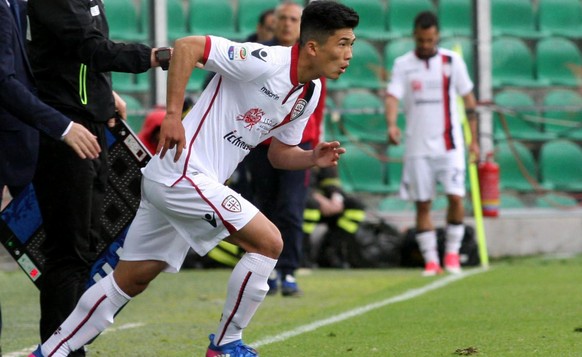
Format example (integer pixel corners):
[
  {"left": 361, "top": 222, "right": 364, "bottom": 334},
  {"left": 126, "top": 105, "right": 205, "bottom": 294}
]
[{"left": 30, "top": 1, "right": 359, "bottom": 356}]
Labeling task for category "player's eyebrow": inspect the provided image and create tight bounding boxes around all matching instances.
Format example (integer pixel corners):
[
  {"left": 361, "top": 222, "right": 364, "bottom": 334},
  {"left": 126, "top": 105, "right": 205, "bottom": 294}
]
[{"left": 339, "top": 36, "right": 356, "bottom": 44}]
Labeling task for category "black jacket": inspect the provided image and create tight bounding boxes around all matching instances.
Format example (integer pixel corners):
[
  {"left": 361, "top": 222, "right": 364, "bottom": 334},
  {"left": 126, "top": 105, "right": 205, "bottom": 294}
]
[
  {"left": 0, "top": 0, "right": 70, "bottom": 186},
  {"left": 27, "top": 0, "right": 152, "bottom": 123}
]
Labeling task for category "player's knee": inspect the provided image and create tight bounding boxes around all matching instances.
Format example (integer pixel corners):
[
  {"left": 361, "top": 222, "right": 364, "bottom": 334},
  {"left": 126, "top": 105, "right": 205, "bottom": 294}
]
[
  {"left": 258, "top": 228, "right": 283, "bottom": 258},
  {"left": 113, "top": 261, "right": 163, "bottom": 297},
  {"left": 270, "top": 233, "right": 284, "bottom": 257},
  {"left": 129, "top": 277, "right": 155, "bottom": 296},
  {"left": 447, "top": 196, "right": 464, "bottom": 212},
  {"left": 256, "top": 217, "right": 283, "bottom": 256},
  {"left": 416, "top": 202, "right": 431, "bottom": 215},
  {"left": 448, "top": 195, "right": 463, "bottom": 206},
  {"left": 232, "top": 216, "right": 283, "bottom": 258},
  {"left": 115, "top": 278, "right": 147, "bottom": 298}
]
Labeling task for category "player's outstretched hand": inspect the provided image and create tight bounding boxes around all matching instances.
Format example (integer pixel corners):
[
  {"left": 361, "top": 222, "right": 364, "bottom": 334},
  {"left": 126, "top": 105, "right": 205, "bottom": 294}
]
[
  {"left": 313, "top": 141, "right": 345, "bottom": 168},
  {"left": 63, "top": 123, "right": 101, "bottom": 159},
  {"left": 388, "top": 125, "right": 401, "bottom": 145},
  {"left": 157, "top": 117, "right": 186, "bottom": 162}
]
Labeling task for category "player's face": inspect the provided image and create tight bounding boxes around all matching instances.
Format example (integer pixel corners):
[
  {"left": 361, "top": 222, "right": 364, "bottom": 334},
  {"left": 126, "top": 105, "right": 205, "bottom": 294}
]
[
  {"left": 316, "top": 29, "right": 356, "bottom": 80},
  {"left": 414, "top": 26, "right": 439, "bottom": 59}
]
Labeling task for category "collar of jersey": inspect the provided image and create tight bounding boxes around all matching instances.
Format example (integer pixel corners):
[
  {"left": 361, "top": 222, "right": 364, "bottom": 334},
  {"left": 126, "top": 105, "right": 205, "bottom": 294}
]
[
  {"left": 415, "top": 48, "right": 439, "bottom": 60},
  {"left": 290, "top": 43, "right": 300, "bottom": 86}
]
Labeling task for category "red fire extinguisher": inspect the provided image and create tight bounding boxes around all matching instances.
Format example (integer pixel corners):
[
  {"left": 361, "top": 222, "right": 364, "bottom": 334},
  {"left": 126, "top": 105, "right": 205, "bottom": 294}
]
[{"left": 478, "top": 152, "right": 500, "bottom": 217}]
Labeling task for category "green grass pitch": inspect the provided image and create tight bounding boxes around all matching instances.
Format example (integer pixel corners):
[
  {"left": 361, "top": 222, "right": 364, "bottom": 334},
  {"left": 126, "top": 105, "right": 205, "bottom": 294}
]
[{"left": 2, "top": 255, "right": 582, "bottom": 356}]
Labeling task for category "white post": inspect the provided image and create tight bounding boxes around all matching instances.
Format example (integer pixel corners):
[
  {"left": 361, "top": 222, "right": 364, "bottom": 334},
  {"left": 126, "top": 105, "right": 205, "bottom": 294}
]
[
  {"left": 475, "top": 0, "right": 493, "bottom": 158},
  {"left": 152, "top": 0, "right": 168, "bottom": 106}
]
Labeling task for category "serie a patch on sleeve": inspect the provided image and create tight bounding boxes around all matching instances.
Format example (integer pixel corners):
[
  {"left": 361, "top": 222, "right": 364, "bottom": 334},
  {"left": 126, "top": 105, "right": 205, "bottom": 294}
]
[{"left": 228, "top": 46, "right": 248, "bottom": 61}]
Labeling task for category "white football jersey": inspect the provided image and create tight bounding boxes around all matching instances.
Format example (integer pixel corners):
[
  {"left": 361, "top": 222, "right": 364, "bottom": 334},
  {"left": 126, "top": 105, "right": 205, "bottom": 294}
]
[
  {"left": 144, "top": 36, "right": 321, "bottom": 186},
  {"left": 387, "top": 47, "right": 473, "bottom": 157}
]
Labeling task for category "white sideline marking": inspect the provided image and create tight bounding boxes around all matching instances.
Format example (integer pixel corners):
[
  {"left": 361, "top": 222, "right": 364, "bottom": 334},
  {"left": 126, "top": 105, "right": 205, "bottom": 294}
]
[
  {"left": 101, "top": 322, "right": 145, "bottom": 335},
  {"left": 251, "top": 268, "right": 487, "bottom": 348},
  {"left": 5, "top": 323, "right": 145, "bottom": 357},
  {"left": 8, "top": 270, "right": 485, "bottom": 355}
]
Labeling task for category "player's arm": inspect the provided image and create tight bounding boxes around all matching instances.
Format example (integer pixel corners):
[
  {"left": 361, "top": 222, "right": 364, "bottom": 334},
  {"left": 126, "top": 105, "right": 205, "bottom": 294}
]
[
  {"left": 267, "top": 138, "right": 345, "bottom": 170},
  {"left": 462, "top": 91, "right": 480, "bottom": 160},
  {"left": 385, "top": 94, "right": 401, "bottom": 145},
  {"left": 385, "top": 58, "right": 404, "bottom": 146},
  {"left": 157, "top": 35, "right": 207, "bottom": 161}
]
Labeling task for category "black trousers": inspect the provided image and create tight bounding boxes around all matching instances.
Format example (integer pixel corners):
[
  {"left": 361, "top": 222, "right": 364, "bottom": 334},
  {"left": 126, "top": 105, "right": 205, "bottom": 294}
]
[
  {"left": 245, "top": 143, "right": 310, "bottom": 276},
  {"left": 33, "top": 119, "right": 108, "bottom": 357}
]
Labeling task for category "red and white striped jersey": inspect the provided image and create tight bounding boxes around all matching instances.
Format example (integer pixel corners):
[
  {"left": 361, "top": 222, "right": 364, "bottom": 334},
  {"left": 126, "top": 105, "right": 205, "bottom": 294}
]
[
  {"left": 387, "top": 47, "right": 473, "bottom": 157},
  {"left": 144, "top": 36, "right": 321, "bottom": 186}
]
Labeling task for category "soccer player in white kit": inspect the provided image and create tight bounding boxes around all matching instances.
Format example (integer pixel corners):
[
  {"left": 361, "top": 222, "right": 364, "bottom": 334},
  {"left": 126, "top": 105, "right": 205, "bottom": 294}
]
[
  {"left": 29, "top": 2, "right": 359, "bottom": 357},
  {"left": 385, "top": 11, "right": 479, "bottom": 276}
]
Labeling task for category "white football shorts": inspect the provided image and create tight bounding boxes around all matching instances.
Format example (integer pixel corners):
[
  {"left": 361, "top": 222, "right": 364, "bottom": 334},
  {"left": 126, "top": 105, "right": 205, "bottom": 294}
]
[
  {"left": 400, "top": 150, "right": 466, "bottom": 202},
  {"left": 120, "top": 175, "right": 259, "bottom": 272}
]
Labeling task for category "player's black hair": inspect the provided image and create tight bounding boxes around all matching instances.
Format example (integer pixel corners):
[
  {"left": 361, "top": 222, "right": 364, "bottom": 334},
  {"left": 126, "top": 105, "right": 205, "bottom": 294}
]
[
  {"left": 414, "top": 11, "right": 439, "bottom": 31},
  {"left": 299, "top": 1, "right": 359, "bottom": 47}
]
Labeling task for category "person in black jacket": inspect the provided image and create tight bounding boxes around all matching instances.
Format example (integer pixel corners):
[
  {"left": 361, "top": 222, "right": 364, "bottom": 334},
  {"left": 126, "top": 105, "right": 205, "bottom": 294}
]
[
  {"left": 0, "top": 0, "right": 101, "bottom": 201},
  {"left": 26, "top": 1, "right": 166, "bottom": 355},
  {"left": 1, "top": 0, "right": 100, "bottom": 354}
]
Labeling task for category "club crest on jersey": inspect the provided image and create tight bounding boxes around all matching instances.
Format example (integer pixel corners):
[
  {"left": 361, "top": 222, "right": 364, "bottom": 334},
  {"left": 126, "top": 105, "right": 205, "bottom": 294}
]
[
  {"left": 222, "top": 195, "right": 241, "bottom": 212},
  {"left": 236, "top": 108, "right": 265, "bottom": 129},
  {"left": 411, "top": 80, "right": 422, "bottom": 92},
  {"left": 291, "top": 99, "right": 307, "bottom": 121},
  {"left": 228, "top": 46, "right": 247, "bottom": 61}
]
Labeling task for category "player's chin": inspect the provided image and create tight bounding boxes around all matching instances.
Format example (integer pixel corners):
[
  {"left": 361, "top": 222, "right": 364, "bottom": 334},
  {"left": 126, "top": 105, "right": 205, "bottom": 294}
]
[{"left": 326, "top": 69, "right": 345, "bottom": 80}]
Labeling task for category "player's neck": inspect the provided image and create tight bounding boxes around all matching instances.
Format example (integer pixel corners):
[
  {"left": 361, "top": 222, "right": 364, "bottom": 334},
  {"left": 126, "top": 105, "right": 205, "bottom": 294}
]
[{"left": 296, "top": 50, "right": 318, "bottom": 84}]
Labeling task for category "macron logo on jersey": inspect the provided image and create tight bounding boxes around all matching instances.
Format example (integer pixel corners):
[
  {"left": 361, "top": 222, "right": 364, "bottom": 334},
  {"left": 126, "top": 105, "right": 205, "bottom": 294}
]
[
  {"left": 251, "top": 48, "right": 269, "bottom": 62},
  {"left": 260, "top": 86, "right": 280, "bottom": 101}
]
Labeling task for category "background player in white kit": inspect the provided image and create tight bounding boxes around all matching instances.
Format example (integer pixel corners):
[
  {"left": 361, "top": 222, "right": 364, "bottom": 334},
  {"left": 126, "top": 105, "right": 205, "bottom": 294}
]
[
  {"left": 29, "top": 1, "right": 359, "bottom": 356},
  {"left": 385, "top": 11, "right": 479, "bottom": 277}
]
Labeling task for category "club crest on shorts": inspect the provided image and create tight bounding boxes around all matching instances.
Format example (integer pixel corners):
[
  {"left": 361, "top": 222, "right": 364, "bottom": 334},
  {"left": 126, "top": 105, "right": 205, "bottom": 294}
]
[
  {"left": 291, "top": 98, "right": 307, "bottom": 121},
  {"left": 222, "top": 195, "right": 241, "bottom": 212}
]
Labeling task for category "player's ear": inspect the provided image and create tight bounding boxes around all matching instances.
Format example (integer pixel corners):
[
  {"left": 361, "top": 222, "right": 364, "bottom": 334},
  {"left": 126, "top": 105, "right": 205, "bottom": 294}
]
[{"left": 306, "top": 40, "right": 318, "bottom": 56}]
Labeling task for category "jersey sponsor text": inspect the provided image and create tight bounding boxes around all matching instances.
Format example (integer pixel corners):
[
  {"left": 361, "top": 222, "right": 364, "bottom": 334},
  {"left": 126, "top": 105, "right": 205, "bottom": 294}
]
[{"left": 223, "top": 130, "right": 254, "bottom": 151}]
